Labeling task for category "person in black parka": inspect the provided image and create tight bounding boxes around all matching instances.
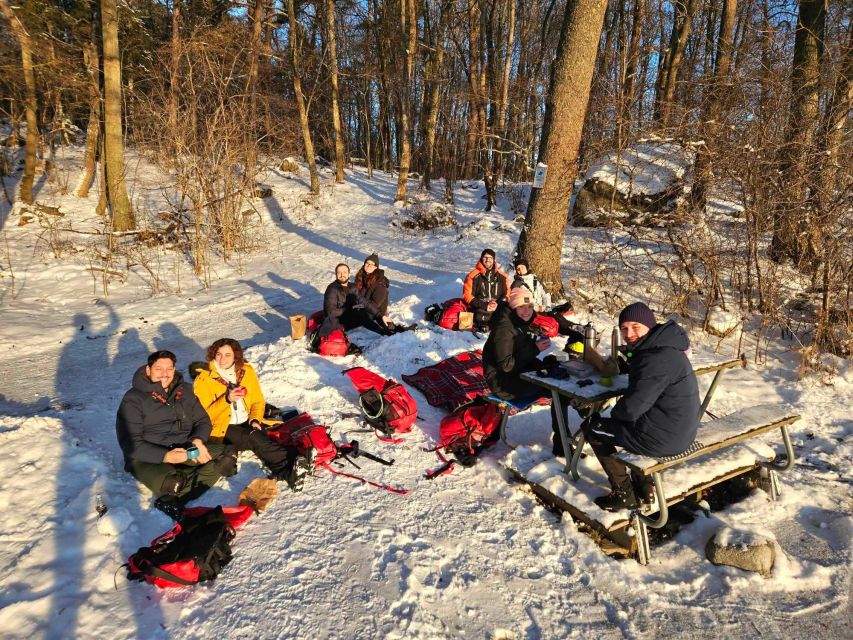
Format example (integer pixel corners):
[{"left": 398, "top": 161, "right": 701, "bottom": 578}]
[
  {"left": 581, "top": 302, "right": 700, "bottom": 511},
  {"left": 353, "top": 253, "right": 394, "bottom": 333},
  {"left": 483, "top": 287, "right": 569, "bottom": 451},
  {"left": 116, "top": 350, "right": 237, "bottom": 519}
]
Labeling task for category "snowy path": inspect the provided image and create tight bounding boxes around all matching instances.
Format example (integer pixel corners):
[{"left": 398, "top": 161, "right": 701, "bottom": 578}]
[{"left": 1, "top": 159, "right": 851, "bottom": 639}]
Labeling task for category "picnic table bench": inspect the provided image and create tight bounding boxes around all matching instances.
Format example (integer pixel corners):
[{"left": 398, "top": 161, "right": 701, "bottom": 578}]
[
  {"left": 508, "top": 353, "right": 802, "bottom": 563},
  {"left": 615, "top": 403, "right": 800, "bottom": 564}
]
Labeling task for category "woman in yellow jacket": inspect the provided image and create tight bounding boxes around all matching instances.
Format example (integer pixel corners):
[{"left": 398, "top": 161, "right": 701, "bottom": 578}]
[{"left": 194, "top": 338, "right": 310, "bottom": 489}]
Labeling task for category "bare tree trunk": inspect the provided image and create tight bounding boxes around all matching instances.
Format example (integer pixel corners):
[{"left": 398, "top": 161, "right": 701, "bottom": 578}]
[
  {"left": 168, "top": 0, "right": 180, "bottom": 159},
  {"left": 327, "top": 0, "right": 345, "bottom": 183},
  {"left": 654, "top": 0, "right": 700, "bottom": 128},
  {"left": 422, "top": 0, "right": 450, "bottom": 190},
  {"left": 287, "top": 0, "right": 319, "bottom": 194},
  {"left": 463, "top": 0, "right": 482, "bottom": 180},
  {"left": 621, "top": 0, "right": 644, "bottom": 135},
  {"left": 0, "top": 0, "right": 38, "bottom": 205},
  {"left": 690, "top": 0, "right": 737, "bottom": 211},
  {"left": 100, "top": 0, "right": 135, "bottom": 230},
  {"left": 245, "top": 0, "right": 264, "bottom": 181},
  {"left": 770, "top": 0, "right": 825, "bottom": 264},
  {"left": 394, "top": 0, "right": 417, "bottom": 202},
  {"left": 491, "top": 0, "right": 516, "bottom": 185},
  {"left": 77, "top": 42, "right": 101, "bottom": 198},
  {"left": 516, "top": 0, "right": 608, "bottom": 296}
]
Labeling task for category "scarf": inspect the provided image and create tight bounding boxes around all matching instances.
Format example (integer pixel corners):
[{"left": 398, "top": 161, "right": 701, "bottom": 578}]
[{"left": 212, "top": 362, "right": 249, "bottom": 425}]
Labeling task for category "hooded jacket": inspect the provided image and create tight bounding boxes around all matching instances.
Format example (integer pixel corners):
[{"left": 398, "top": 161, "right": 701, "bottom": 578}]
[
  {"left": 463, "top": 261, "right": 510, "bottom": 312},
  {"left": 512, "top": 273, "right": 547, "bottom": 310},
  {"left": 482, "top": 303, "right": 542, "bottom": 396},
  {"left": 116, "top": 367, "right": 213, "bottom": 469},
  {"left": 611, "top": 320, "right": 700, "bottom": 456},
  {"left": 193, "top": 361, "right": 266, "bottom": 440},
  {"left": 355, "top": 267, "right": 390, "bottom": 317}
]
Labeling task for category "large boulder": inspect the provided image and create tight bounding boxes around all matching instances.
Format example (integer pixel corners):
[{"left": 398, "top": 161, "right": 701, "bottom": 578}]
[
  {"left": 705, "top": 527, "right": 776, "bottom": 577},
  {"left": 572, "top": 140, "right": 694, "bottom": 227}
]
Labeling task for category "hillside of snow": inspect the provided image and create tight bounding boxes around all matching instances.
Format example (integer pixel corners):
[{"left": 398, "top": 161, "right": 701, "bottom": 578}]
[{"left": 0, "top": 148, "right": 850, "bottom": 639}]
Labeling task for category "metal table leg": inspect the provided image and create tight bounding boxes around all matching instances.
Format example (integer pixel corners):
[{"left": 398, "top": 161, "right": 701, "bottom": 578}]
[
  {"left": 699, "top": 369, "right": 725, "bottom": 418},
  {"left": 551, "top": 389, "right": 574, "bottom": 477}
]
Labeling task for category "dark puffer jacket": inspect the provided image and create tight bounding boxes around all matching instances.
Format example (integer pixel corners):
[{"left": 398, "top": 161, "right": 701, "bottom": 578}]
[
  {"left": 611, "top": 320, "right": 700, "bottom": 457},
  {"left": 482, "top": 303, "right": 542, "bottom": 397},
  {"left": 355, "top": 267, "right": 390, "bottom": 317},
  {"left": 116, "top": 367, "right": 213, "bottom": 470}
]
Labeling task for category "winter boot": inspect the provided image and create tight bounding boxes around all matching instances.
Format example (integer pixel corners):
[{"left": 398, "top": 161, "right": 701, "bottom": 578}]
[
  {"left": 282, "top": 446, "right": 316, "bottom": 492},
  {"left": 593, "top": 477, "right": 639, "bottom": 512},
  {"left": 154, "top": 495, "right": 185, "bottom": 521}
]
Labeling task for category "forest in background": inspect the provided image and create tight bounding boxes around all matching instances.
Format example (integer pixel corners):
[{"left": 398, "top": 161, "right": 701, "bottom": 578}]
[{"left": 1, "top": 0, "right": 851, "bottom": 363}]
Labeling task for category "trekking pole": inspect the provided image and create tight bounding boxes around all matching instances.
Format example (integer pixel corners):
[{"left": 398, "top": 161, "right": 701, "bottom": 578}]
[{"left": 348, "top": 440, "right": 395, "bottom": 466}]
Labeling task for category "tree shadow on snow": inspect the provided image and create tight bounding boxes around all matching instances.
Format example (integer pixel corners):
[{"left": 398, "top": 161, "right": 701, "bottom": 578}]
[{"left": 50, "top": 308, "right": 166, "bottom": 636}]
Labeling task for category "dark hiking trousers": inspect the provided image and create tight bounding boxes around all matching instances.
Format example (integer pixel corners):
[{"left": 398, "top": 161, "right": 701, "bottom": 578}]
[
  {"left": 580, "top": 416, "right": 632, "bottom": 487},
  {"left": 130, "top": 442, "right": 234, "bottom": 501},
  {"left": 224, "top": 421, "right": 298, "bottom": 478},
  {"left": 489, "top": 375, "right": 569, "bottom": 453},
  {"left": 341, "top": 308, "right": 392, "bottom": 336}
]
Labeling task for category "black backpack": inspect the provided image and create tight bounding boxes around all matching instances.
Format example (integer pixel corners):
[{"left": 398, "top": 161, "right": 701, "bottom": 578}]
[{"left": 126, "top": 507, "right": 235, "bottom": 588}]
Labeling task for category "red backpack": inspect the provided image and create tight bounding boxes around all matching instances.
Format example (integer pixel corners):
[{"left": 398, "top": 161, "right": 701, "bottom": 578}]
[
  {"left": 266, "top": 412, "right": 337, "bottom": 468},
  {"left": 317, "top": 329, "right": 352, "bottom": 357},
  {"left": 267, "top": 412, "right": 408, "bottom": 494},
  {"left": 438, "top": 400, "right": 503, "bottom": 465},
  {"left": 531, "top": 314, "right": 559, "bottom": 337},
  {"left": 126, "top": 505, "right": 253, "bottom": 589},
  {"left": 306, "top": 310, "right": 325, "bottom": 334},
  {"left": 344, "top": 367, "right": 417, "bottom": 442},
  {"left": 436, "top": 298, "right": 469, "bottom": 330}
]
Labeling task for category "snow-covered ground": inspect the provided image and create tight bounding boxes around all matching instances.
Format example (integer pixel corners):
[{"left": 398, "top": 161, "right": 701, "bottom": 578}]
[{"left": 0, "top": 149, "right": 851, "bottom": 639}]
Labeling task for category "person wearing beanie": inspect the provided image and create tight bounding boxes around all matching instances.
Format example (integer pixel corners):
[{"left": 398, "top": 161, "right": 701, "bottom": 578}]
[
  {"left": 353, "top": 253, "right": 392, "bottom": 331},
  {"left": 462, "top": 249, "right": 510, "bottom": 330},
  {"left": 510, "top": 257, "right": 584, "bottom": 343},
  {"left": 580, "top": 302, "right": 700, "bottom": 512},
  {"left": 482, "top": 294, "right": 569, "bottom": 452}
]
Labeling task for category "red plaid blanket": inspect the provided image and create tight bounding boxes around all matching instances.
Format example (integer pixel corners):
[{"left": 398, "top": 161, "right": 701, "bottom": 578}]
[{"left": 402, "top": 350, "right": 491, "bottom": 412}]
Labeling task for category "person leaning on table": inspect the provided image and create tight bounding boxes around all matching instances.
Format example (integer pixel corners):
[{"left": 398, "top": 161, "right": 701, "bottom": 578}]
[{"left": 580, "top": 302, "right": 700, "bottom": 512}]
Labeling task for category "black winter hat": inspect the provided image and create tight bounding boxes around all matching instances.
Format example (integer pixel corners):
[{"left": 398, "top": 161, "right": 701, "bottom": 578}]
[
  {"left": 618, "top": 302, "right": 656, "bottom": 329},
  {"left": 480, "top": 248, "right": 496, "bottom": 261},
  {"left": 365, "top": 253, "right": 379, "bottom": 267},
  {"left": 513, "top": 257, "right": 529, "bottom": 270}
]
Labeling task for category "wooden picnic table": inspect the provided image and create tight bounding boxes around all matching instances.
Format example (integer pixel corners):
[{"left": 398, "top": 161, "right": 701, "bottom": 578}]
[{"left": 520, "top": 353, "right": 745, "bottom": 480}]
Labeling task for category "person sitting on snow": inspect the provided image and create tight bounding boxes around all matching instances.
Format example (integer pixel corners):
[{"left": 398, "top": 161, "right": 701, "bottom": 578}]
[
  {"left": 463, "top": 248, "right": 510, "bottom": 330},
  {"left": 353, "top": 253, "right": 412, "bottom": 334},
  {"left": 116, "top": 350, "right": 237, "bottom": 520},
  {"left": 317, "top": 262, "right": 392, "bottom": 340},
  {"left": 511, "top": 257, "right": 584, "bottom": 343},
  {"left": 580, "top": 302, "right": 700, "bottom": 511},
  {"left": 193, "top": 338, "right": 313, "bottom": 491}
]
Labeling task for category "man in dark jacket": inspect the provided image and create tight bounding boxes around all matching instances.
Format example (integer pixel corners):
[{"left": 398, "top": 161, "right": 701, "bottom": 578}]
[
  {"left": 116, "top": 350, "right": 236, "bottom": 519},
  {"left": 483, "top": 287, "right": 568, "bottom": 449},
  {"left": 463, "top": 248, "right": 510, "bottom": 329},
  {"left": 582, "top": 302, "right": 700, "bottom": 511}
]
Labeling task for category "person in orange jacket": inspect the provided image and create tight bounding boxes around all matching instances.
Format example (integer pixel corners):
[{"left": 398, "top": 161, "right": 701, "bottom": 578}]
[
  {"left": 463, "top": 248, "right": 510, "bottom": 329},
  {"left": 193, "top": 338, "right": 312, "bottom": 489}
]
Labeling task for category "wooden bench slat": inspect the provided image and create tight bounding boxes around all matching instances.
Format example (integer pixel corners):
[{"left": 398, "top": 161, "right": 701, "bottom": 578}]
[{"left": 615, "top": 404, "right": 800, "bottom": 475}]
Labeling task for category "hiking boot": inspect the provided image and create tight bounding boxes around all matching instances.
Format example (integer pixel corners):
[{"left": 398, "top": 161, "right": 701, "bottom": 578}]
[
  {"left": 154, "top": 495, "right": 185, "bottom": 521},
  {"left": 593, "top": 478, "right": 639, "bottom": 512},
  {"left": 287, "top": 452, "right": 315, "bottom": 492}
]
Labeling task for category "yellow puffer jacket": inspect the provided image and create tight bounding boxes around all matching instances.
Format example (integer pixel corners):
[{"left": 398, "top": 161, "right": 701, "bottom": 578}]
[{"left": 193, "top": 362, "right": 266, "bottom": 441}]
